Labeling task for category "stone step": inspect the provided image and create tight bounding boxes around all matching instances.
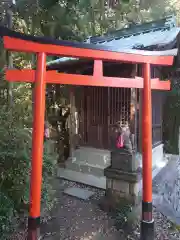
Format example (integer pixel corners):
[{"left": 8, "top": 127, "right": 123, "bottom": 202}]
[
  {"left": 65, "top": 160, "right": 105, "bottom": 177},
  {"left": 73, "top": 147, "right": 111, "bottom": 167},
  {"left": 57, "top": 168, "right": 106, "bottom": 189},
  {"left": 78, "top": 147, "right": 110, "bottom": 154}
]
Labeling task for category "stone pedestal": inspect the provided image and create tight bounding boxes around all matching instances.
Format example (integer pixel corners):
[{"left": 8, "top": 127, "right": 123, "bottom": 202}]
[
  {"left": 103, "top": 148, "right": 141, "bottom": 209},
  {"left": 99, "top": 165, "right": 141, "bottom": 228},
  {"left": 104, "top": 167, "right": 140, "bottom": 207},
  {"left": 111, "top": 149, "right": 138, "bottom": 172}
]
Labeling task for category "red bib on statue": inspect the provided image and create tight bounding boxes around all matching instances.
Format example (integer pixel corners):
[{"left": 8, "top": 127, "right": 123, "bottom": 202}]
[{"left": 116, "top": 135, "right": 124, "bottom": 148}]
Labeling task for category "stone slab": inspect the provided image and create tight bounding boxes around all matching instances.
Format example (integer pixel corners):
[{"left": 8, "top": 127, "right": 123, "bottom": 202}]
[
  {"left": 152, "top": 155, "right": 180, "bottom": 225},
  {"left": 153, "top": 193, "right": 180, "bottom": 225},
  {"left": 63, "top": 187, "right": 95, "bottom": 200}
]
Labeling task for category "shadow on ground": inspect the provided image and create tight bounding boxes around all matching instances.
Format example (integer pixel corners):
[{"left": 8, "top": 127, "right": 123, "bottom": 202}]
[{"left": 40, "top": 179, "right": 140, "bottom": 240}]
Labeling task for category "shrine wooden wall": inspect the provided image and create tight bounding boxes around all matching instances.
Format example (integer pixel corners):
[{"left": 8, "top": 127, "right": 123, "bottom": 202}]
[{"left": 76, "top": 86, "right": 131, "bottom": 149}]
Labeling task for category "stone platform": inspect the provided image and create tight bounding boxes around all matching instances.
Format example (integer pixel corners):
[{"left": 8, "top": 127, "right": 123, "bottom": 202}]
[
  {"left": 57, "top": 145, "right": 167, "bottom": 192},
  {"left": 58, "top": 147, "right": 111, "bottom": 189}
]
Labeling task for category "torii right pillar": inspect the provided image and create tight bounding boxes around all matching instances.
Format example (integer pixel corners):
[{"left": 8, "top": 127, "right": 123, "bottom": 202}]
[{"left": 141, "top": 62, "right": 154, "bottom": 240}]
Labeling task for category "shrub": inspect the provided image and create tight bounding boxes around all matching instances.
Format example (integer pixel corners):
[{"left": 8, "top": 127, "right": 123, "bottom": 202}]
[
  {"left": 0, "top": 192, "right": 16, "bottom": 236},
  {"left": 0, "top": 105, "right": 58, "bottom": 239}
]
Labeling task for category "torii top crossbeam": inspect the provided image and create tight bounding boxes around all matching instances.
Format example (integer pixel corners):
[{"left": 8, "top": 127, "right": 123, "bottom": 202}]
[{"left": 0, "top": 26, "right": 173, "bottom": 240}]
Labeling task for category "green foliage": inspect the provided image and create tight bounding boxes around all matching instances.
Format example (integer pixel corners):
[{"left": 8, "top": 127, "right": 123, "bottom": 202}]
[
  {"left": 14, "top": 0, "right": 145, "bottom": 40},
  {"left": 0, "top": 104, "right": 58, "bottom": 238},
  {"left": 39, "top": 0, "right": 59, "bottom": 10},
  {"left": 0, "top": 192, "right": 16, "bottom": 236},
  {"left": 163, "top": 75, "right": 180, "bottom": 154}
]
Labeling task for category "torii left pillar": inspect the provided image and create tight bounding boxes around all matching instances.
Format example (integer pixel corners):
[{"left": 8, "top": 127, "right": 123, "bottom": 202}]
[{"left": 28, "top": 52, "right": 46, "bottom": 240}]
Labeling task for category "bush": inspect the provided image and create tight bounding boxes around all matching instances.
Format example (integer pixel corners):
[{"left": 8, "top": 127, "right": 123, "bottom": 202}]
[
  {"left": 0, "top": 192, "right": 16, "bottom": 236},
  {"left": 0, "top": 105, "right": 58, "bottom": 239}
]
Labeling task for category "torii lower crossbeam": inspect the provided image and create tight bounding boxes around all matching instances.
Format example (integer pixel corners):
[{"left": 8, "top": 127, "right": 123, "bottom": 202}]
[
  {"left": 1, "top": 29, "right": 173, "bottom": 240},
  {"left": 6, "top": 69, "right": 171, "bottom": 90}
]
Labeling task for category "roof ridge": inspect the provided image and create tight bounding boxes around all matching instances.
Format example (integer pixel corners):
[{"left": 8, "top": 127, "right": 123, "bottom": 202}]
[{"left": 88, "top": 15, "right": 176, "bottom": 44}]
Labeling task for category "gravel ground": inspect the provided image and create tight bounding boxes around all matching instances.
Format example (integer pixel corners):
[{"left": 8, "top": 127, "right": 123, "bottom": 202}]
[{"left": 10, "top": 178, "right": 180, "bottom": 240}]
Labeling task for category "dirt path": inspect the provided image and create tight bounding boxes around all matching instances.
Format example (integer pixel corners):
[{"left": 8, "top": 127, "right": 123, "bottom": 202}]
[
  {"left": 38, "top": 179, "right": 179, "bottom": 240},
  {"left": 40, "top": 180, "right": 124, "bottom": 239},
  {"left": 10, "top": 157, "right": 180, "bottom": 240}
]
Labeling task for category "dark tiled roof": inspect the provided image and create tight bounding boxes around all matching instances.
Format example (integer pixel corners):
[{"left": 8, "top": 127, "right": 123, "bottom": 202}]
[
  {"left": 47, "top": 16, "right": 179, "bottom": 66},
  {"left": 88, "top": 16, "right": 177, "bottom": 44}
]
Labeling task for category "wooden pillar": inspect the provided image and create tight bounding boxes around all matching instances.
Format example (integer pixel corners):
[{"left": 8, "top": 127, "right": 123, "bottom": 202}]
[
  {"left": 130, "top": 64, "right": 138, "bottom": 155},
  {"left": 6, "top": 7, "right": 14, "bottom": 106},
  {"left": 141, "top": 63, "right": 154, "bottom": 240},
  {"left": 28, "top": 52, "right": 46, "bottom": 239},
  {"left": 69, "top": 86, "right": 76, "bottom": 160},
  {"left": 138, "top": 89, "right": 142, "bottom": 153},
  {"left": 129, "top": 87, "right": 139, "bottom": 171}
]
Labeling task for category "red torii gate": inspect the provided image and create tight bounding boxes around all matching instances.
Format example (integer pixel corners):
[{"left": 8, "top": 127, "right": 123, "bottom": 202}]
[{"left": 1, "top": 27, "right": 173, "bottom": 240}]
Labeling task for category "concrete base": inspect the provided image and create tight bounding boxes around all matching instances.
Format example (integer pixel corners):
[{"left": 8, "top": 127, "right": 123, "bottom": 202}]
[
  {"left": 138, "top": 144, "right": 168, "bottom": 193},
  {"left": 137, "top": 144, "right": 164, "bottom": 169}
]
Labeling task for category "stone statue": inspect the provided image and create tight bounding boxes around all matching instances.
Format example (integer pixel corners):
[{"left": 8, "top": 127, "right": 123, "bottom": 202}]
[
  {"left": 111, "top": 122, "right": 134, "bottom": 153},
  {"left": 110, "top": 121, "right": 135, "bottom": 172}
]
